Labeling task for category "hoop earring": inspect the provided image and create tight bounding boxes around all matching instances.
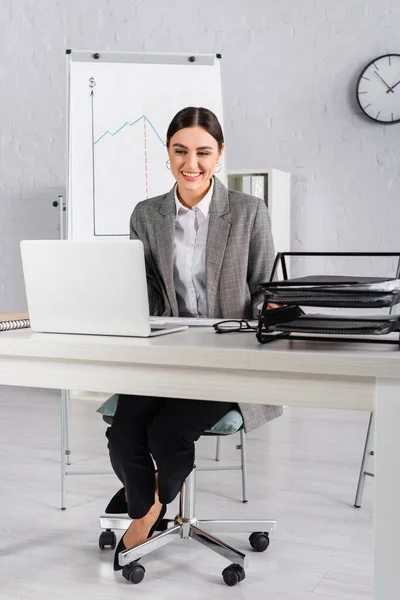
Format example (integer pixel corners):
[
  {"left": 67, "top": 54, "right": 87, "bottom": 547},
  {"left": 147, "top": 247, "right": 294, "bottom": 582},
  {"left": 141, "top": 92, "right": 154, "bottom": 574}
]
[
  {"left": 214, "top": 162, "right": 221, "bottom": 174},
  {"left": 166, "top": 159, "right": 171, "bottom": 170}
]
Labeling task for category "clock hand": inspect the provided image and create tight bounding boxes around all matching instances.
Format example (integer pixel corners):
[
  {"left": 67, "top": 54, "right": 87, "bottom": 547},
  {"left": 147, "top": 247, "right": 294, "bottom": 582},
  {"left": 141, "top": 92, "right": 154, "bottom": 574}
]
[
  {"left": 374, "top": 70, "right": 394, "bottom": 92},
  {"left": 387, "top": 79, "right": 400, "bottom": 93}
]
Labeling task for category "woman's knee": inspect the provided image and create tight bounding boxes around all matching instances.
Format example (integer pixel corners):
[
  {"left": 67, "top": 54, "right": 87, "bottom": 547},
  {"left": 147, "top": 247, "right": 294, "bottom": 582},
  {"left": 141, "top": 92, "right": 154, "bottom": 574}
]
[{"left": 148, "top": 420, "right": 193, "bottom": 463}]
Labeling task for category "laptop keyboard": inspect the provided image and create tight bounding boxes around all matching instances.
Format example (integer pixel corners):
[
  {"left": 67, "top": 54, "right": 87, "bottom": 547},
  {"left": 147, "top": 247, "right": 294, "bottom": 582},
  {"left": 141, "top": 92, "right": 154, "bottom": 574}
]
[{"left": 150, "top": 317, "right": 219, "bottom": 327}]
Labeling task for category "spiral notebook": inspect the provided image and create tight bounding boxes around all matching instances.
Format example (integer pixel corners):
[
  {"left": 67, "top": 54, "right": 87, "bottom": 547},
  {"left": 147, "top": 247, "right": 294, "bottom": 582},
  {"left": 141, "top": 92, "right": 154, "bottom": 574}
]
[{"left": 0, "top": 312, "right": 30, "bottom": 332}]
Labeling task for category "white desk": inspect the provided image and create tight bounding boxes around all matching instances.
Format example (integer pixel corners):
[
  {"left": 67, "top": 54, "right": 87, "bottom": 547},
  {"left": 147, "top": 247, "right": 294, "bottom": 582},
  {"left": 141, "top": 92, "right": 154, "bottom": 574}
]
[{"left": 0, "top": 327, "right": 399, "bottom": 600}]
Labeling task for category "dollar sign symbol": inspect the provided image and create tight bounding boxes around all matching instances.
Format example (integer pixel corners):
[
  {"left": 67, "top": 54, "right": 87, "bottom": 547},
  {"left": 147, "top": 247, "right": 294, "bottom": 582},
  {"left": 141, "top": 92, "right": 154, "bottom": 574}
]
[{"left": 89, "top": 77, "right": 96, "bottom": 88}]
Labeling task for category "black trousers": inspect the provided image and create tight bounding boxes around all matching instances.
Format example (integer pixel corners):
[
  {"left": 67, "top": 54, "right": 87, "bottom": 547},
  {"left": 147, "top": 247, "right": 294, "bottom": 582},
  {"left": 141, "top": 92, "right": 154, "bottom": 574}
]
[{"left": 107, "top": 394, "right": 234, "bottom": 519}]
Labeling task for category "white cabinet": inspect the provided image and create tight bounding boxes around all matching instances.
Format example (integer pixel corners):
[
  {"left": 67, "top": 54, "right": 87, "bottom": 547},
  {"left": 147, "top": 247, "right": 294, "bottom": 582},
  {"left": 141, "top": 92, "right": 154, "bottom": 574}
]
[{"left": 228, "top": 169, "right": 291, "bottom": 254}]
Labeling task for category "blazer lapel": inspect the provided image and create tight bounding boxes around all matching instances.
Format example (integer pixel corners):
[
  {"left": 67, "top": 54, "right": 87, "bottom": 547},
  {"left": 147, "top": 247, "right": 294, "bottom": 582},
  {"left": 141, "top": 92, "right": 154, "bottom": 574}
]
[
  {"left": 155, "top": 188, "right": 179, "bottom": 316},
  {"left": 206, "top": 178, "right": 231, "bottom": 316}
]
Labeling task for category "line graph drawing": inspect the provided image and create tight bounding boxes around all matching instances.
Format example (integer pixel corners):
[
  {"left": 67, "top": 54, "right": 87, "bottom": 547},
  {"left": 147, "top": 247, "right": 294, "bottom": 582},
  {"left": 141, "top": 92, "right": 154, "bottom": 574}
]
[
  {"left": 94, "top": 115, "right": 166, "bottom": 147},
  {"left": 89, "top": 78, "right": 171, "bottom": 236},
  {"left": 94, "top": 114, "right": 166, "bottom": 211}
]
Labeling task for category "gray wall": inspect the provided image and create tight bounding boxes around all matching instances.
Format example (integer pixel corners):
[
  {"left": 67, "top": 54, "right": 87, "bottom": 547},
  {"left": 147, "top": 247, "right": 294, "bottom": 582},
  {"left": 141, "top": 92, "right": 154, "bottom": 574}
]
[{"left": 1, "top": 0, "right": 399, "bottom": 309}]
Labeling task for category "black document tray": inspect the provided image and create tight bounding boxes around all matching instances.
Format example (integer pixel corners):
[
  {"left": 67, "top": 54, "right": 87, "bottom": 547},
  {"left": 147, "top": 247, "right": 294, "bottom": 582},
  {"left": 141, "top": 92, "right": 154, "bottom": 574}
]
[
  {"left": 264, "top": 314, "right": 400, "bottom": 335},
  {"left": 259, "top": 275, "right": 400, "bottom": 309},
  {"left": 256, "top": 252, "right": 400, "bottom": 346},
  {"left": 256, "top": 310, "right": 400, "bottom": 345}
]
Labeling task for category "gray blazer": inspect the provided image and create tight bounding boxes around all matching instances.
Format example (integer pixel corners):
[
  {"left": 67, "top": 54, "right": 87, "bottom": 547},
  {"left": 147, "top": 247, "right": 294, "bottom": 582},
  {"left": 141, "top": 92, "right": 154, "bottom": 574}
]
[{"left": 130, "top": 177, "right": 283, "bottom": 432}]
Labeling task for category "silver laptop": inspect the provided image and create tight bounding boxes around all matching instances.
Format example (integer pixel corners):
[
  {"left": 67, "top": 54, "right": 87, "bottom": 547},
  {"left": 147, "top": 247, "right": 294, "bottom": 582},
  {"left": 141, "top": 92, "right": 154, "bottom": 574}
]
[{"left": 20, "top": 240, "right": 187, "bottom": 338}]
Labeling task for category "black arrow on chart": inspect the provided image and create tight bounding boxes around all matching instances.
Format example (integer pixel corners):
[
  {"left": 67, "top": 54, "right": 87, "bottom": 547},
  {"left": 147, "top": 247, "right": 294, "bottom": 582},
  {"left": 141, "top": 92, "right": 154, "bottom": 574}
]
[{"left": 89, "top": 77, "right": 96, "bottom": 235}]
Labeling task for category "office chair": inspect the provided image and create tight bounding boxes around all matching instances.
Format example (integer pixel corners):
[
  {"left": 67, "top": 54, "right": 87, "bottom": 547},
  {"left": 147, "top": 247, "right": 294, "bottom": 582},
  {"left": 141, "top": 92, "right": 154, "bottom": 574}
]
[{"left": 99, "top": 410, "right": 276, "bottom": 587}]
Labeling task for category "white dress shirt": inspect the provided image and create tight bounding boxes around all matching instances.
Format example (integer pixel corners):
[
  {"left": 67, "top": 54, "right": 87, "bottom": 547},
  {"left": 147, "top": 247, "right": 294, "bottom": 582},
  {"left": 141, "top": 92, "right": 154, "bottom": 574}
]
[{"left": 173, "top": 179, "right": 214, "bottom": 317}]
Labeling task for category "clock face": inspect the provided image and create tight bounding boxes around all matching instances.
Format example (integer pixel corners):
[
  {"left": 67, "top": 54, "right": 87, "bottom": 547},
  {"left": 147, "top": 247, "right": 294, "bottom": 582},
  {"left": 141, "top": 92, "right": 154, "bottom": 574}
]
[{"left": 356, "top": 54, "right": 400, "bottom": 124}]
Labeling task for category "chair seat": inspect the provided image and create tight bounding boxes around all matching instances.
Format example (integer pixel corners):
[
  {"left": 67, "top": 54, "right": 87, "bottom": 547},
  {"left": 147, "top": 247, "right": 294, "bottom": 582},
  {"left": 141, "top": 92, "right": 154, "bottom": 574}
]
[
  {"left": 207, "top": 409, "right": 243, "bottom": 435},
  {"left": 96, "top": 394, "right": 243, "bottom": 435}
]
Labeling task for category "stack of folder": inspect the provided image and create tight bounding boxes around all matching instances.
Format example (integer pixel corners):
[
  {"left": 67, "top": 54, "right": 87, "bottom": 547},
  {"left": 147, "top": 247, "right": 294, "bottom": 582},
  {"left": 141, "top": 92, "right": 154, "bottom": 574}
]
[{"left": 257, "top": 276, "right": 400, "bottom": 343}]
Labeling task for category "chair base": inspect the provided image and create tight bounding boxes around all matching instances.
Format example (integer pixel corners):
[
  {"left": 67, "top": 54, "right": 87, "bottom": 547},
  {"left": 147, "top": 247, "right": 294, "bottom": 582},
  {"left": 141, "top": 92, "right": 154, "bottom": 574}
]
[
  {"left": 100, "top": 515, "right": 276, "bottom": 569},
  {"left": 99, "top": 468, "right": 276, "bottom": 585}
]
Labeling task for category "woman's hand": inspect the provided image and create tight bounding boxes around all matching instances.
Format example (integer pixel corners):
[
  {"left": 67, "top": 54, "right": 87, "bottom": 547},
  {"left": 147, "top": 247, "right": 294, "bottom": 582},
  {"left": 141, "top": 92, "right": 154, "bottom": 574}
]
[{"left": 266, "top": 303, "right": 281, "bottom": 310}]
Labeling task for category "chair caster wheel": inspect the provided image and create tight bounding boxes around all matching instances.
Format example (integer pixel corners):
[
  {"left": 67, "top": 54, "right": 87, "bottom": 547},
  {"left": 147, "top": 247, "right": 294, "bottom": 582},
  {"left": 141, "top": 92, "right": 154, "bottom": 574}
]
[
  {"left": 99, "top": 530, "right": 116, "bottom": 550},
  {"left": 122, "top": 562, "right": 145, "bottom": 584},
  {"left": 222, "top": 563, "right": 246, "bottom": 586},
  {"left": 249, "top": 531, "right": 270, "bottom": 552}
]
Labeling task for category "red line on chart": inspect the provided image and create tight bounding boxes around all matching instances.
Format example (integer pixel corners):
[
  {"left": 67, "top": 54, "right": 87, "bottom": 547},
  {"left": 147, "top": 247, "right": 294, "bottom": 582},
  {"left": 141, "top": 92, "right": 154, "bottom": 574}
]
[{"left": 143, "top": 117, "right": 149, "bottom": 198}]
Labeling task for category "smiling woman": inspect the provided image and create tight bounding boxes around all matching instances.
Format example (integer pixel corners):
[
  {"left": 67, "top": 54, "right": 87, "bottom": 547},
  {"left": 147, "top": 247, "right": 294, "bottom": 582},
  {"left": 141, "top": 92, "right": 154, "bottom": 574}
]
[
  {"left": 105, "top": 106, "right": 282, "bottom": 576},
  {"left": 166, "top": 107, "right": 224, "bottom": 207}
]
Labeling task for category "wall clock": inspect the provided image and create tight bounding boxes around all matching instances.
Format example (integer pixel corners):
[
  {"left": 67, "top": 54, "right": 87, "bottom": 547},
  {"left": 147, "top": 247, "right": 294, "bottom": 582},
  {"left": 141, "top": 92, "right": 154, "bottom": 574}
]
[{"left": 356, "top": 54, "right": 400, "bottom": 124}]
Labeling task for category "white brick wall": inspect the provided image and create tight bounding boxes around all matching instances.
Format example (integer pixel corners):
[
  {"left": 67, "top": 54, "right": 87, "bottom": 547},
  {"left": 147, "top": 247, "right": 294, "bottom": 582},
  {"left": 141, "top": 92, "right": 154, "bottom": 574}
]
[{"left": 1, "top": 0, "right": 400, "bottom": 308}]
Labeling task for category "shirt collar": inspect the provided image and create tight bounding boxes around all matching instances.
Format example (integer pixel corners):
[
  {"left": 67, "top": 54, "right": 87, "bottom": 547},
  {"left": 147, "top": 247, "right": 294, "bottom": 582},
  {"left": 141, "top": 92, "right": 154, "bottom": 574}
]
[{"left": 174, "top": 177, "right": 214, "bottom": 219}]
